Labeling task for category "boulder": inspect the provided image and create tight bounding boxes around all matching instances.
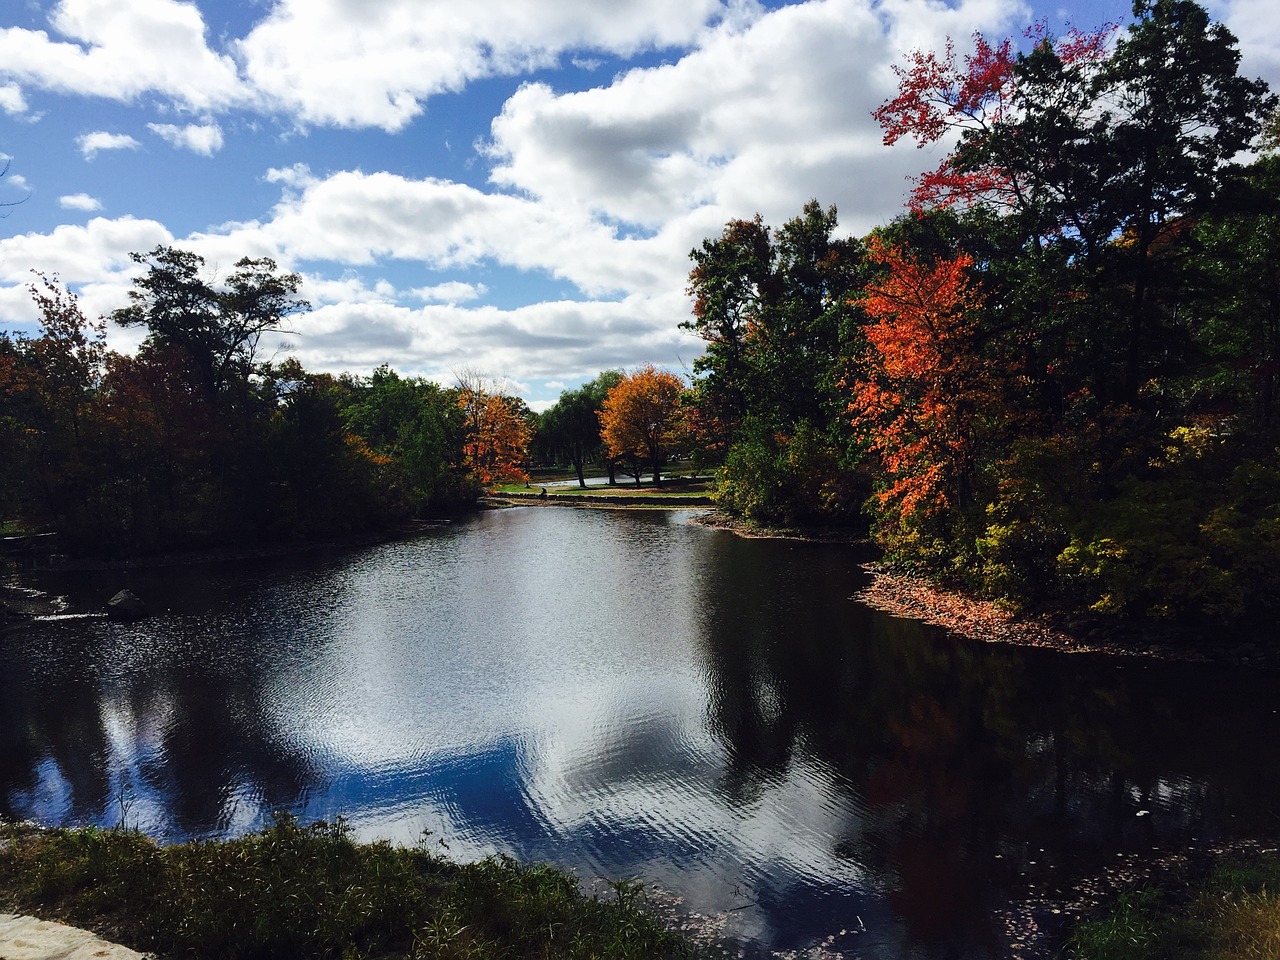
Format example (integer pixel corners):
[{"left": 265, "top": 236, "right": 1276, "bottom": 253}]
[{"left": 105, "top": 589, "right": 148, "bottom": 622}]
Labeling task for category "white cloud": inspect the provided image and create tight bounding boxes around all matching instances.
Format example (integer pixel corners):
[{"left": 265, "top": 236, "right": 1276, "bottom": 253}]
[
  {"left": 484, "top": 0, "right": 1022, "bottom": 237},
  {"left": 0, "top": 0, "right": 245, "bottom": 112},
  {"left": 1215, "top": 0, "right": 1280, "bottom": 91},
  {"left": 0, "top": 215, "right": 171, "bottom": 285},
  {"left": 58, "top": 192, "right": 102, "bottom": 211},
  {"left": 148, "top": 120, "right": 224, "bottom": 156},
  {"left": 410, "top": 281, "right": 488, "bottom": 304},
  {"left": 0, "top": 82, "right": 25, "bottom": 114},
  {"left": 235, "top": 0, "right": 745, "bottom": 131},
  {"left": 76, "top": 131, "right": 141, "bottom": 160}
]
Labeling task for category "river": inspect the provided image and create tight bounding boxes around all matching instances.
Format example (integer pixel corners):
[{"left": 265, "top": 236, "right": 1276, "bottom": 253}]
[{"left": 3, "top": 506, "right": 1279, "bottom": 958}]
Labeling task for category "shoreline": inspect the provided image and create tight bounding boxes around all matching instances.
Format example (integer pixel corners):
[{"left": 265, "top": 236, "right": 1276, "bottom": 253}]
[{"left": 691, "top": 511, "right": 1280, "bottom": 671}]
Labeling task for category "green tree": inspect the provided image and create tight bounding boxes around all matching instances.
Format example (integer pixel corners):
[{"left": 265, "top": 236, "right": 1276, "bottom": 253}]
[
  {"left": 538, "top": 371, "right": 621, "bottom": 487},
  {"left": 112, "top": 246, "right": 307, "bottom": 400}
]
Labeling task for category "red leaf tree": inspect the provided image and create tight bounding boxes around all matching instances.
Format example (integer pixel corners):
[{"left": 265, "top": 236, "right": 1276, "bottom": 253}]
[{"left": 849, "top": 238, "right": 995, "bottom": 544}]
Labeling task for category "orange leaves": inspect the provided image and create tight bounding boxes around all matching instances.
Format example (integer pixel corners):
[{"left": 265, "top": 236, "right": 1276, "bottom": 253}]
[
  {"left": 850, "top": 239, "right": 991, "bottom": 524},
  {"left": 599, "top": 364, "right": 686, "bottom": 482},
  {"left": 457, "top": 386, "right": 532, "bottom": 487}
]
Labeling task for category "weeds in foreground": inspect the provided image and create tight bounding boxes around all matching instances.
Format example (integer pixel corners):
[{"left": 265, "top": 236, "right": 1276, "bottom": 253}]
[
  {"left": 1068, "top": 854, "right": 1280, "bottom": 960},
  {"left": 0, "top": 815, "right": 710, "bottom": 960}
]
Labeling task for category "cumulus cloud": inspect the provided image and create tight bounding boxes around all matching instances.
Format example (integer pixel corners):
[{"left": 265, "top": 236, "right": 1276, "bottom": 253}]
[
  {"left": 76, "top": 131, "right": 141, "bottom": 160},
  {"left": 0, "top": 215, "right": 171, "bottom": 285},
  {"left": 0, "top": 0, "right": 244, "bottom": 112},
  {"left": 58, "top": 192, "right": 102, "bottom": 211},
  {"left": 148, "top": 120, "right": 224, "bottom": 155},
  {"left": 1217, "top": 0, "right": 1280, "bottom": 90},
  {"left": 411, "top": 281, "right": 488, "bottom": 304},
  {"left": 235, "top": 0, "right": 745, "bottom": 131},
  {"left": 0, "top": 82, "right": 25, "bottom": 115},
  {"left": 484, "top": 0, "right": 1022, "bottom": 237}
]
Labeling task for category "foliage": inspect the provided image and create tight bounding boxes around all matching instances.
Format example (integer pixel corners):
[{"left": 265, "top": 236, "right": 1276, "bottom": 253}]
[
  {"left": 849, "top": 237, "right": 993, "bottom": 536},
  {"left": 0, "top": 260, "right": 484, "bottom": 554},
  {"left": 111, "top": 245, "right": 307, "bottom": 400},
  {"left": 456, "top": 379, "right": 534, "bottom": 488},
  {"left": 342, "top": 365, "right": 478, "bottom": 510},
  {"left": 537, "top": 371, "right": 622, "bottom": 487},
  {"left": 599, "top": 364, "right": 687, "bottom": 485},
  {"left": 0, "top": 816, "right": 708, "bottom": 960},
  {"left": 685, "top": 201, "right": 866, "bottom": 523},
  {"left": 677, "top": 0, "right": 1280, "bottom": 633},
  {"left": 1069, "top": 854, "right": 1280, "bottom": 960}
]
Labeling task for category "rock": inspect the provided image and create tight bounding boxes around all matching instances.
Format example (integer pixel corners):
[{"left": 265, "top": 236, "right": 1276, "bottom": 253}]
[{"left": 105, "top": 589, "right": 147, "bottom": 622}]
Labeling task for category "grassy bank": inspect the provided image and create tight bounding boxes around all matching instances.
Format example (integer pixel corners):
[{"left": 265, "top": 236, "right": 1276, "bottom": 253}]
[
  {"left": 491, "top": 477, "right": 714, "bottom": 506},
  {"left": 0, "top": 817, "right": 710, "bottom": 960},
  {"left": 1069, "top": 853, "right": 1280, "bottom": 959}
]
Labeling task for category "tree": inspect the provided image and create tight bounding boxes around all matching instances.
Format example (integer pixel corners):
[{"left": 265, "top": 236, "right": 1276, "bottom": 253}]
[
  {"left": 599, "top": 365, "right": 686, "bottom": 485},
  {"left": 849, "top": 238, "right": 994, "bottom": 551},
  {"left": 454, "top": 372, "right": 533, "bottom": 487},
  {"left": 112, "top": 246, "right": 307, "bottom": 400},
  {"left": 341, "top": 365, "right": 474, "bottom": 508},
  {"left": 876, "top": 0, "right": 1277, "bottom": 403},
  {"left": 537, "top": 371, "right": 622, "bottom": 487}
]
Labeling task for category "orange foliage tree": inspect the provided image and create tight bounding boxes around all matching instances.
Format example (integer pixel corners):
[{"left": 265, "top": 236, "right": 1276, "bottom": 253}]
[
  {"left": 599, "top": 364, "right": 686, "bottom": 485},
  {"left": 456, "top": 381, "right": 532, "bottom": 486},
  {"left": 849, "top": 238, "right": 995, "bottom": 547}
]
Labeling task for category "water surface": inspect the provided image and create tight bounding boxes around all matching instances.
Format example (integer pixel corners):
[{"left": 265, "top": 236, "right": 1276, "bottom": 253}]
[{"left": 3, "top": 507, "right": 1279, "bottom": 957}]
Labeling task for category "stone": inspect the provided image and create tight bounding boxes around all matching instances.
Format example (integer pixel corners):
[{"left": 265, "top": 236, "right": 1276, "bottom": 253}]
[
  {"left": 0, "top": 914, "right": 150, "bottom": 959},
  {"left": 104, "top": 590, "right": 147, "bottom": 622}
]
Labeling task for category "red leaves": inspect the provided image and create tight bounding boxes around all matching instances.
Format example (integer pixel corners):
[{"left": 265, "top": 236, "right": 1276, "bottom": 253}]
[
  {"left": 849, "top": 239, "right": 989, "bottom": 522},
  {"left": 874, "top": 34, "right": 1015, "bottom": 149},
  {"left": 876, "top": 24, "right": 1115, "bottom": 212}
]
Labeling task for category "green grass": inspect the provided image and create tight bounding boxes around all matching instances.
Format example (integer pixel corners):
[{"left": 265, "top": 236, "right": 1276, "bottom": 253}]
[
  {"left": 0, "top": 816, "right": 713, "bottom": 960},
  {"left": 1068, "top": 854, "right": 1280, "bottom": 960},
  {"left": 492, "top": 479, "right": 712, "bottom": 500}
]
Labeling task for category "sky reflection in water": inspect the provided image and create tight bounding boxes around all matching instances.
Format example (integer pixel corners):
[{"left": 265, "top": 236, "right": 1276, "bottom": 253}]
[{"left": 3, "top": 507, "right": 1280, "bottom": 958}]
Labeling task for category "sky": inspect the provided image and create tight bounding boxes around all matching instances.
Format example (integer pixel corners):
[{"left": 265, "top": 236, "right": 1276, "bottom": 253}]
[{"left": 1, "top": 0, "right": 1277, "bottom": 410}]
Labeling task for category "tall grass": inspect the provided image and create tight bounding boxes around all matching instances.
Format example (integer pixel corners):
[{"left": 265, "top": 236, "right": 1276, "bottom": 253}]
[
  {"left": 1068, "top": 854, "right": 1280, "bottom": 960},
  {"left": 0, "top": 816, "right": 711, "bottom": 959}
]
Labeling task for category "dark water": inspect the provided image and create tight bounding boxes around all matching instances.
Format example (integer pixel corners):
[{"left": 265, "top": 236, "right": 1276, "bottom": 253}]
[{"left": 3, "top": 507, "right": 1279, "bottom": 958}]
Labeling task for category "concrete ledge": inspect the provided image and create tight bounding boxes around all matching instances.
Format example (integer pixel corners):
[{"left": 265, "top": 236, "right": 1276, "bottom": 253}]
[{"left": 0, "top": 915, "right": 149, "bottom": 960}]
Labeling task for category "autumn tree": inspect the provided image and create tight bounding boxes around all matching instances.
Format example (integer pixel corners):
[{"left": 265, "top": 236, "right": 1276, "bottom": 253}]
[
  {"left": 599, "top": 365, "right": 686, "bottom": 485},
  {"left": 1, "top": 276, "right": 110, "bottom": 534},
  {"left": 849, "top": 237, "right": 995, "bottom": 556},
  {"left": 455, "top": 373, "right": 533, "bottom": 487},
  {"left": 877, "top": 0, "right": 1276, "bottom": 404}
]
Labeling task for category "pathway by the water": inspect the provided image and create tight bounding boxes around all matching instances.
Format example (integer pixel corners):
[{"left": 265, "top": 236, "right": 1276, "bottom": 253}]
[{"left": 0, "top": 915, "right": 147, "bottom": 960}]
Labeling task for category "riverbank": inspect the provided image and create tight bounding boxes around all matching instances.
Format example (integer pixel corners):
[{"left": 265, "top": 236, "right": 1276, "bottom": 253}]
[
  {"left": 0, "top": 817, "right": 709, "bottom": 960},
  {"left": 690, "top": 511, "right": 1280, "bottom": 671}
]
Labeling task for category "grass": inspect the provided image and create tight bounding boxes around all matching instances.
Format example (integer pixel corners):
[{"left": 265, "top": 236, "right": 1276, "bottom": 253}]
[
  {"left": 492, "top": 477, "right": 713, "bottom": 500},
  {"left": 1068, "top": 853, "right": 1280, "bottom": 960},
  {"left": 0, "top": 816, "right": 713, "bottom": 960}
]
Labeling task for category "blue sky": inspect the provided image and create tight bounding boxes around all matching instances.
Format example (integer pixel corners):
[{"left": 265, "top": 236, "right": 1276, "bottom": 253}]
[{"left": 1, "top": 0, "right": 1276, "bottom": 409}]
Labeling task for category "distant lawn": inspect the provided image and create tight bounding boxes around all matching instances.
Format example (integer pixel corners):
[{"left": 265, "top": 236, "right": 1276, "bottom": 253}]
[{"left": 494, "top": 477, "right": 713, "bottom": 500}]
